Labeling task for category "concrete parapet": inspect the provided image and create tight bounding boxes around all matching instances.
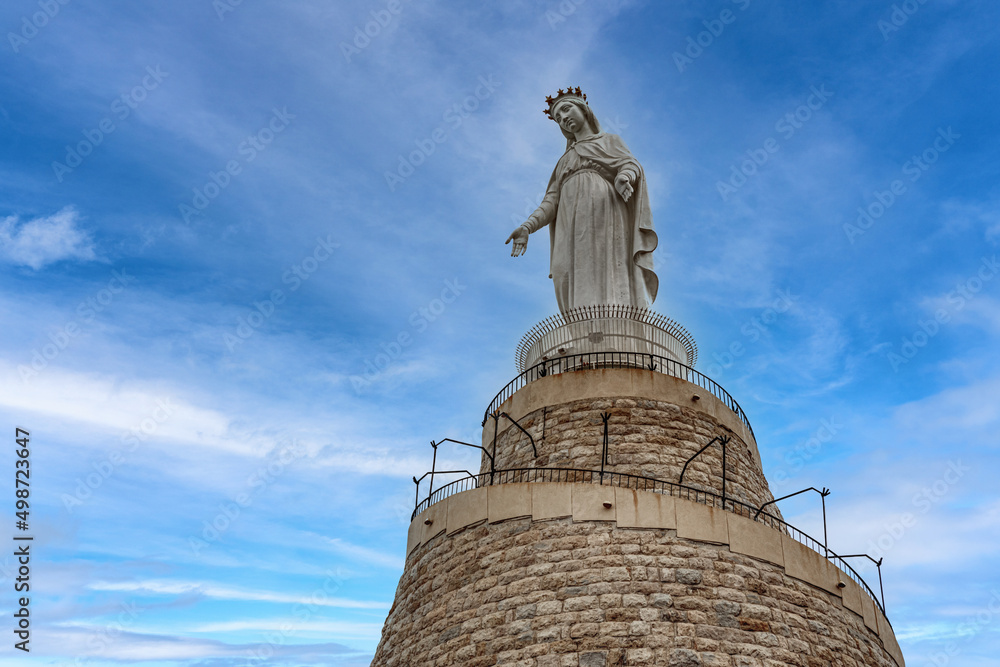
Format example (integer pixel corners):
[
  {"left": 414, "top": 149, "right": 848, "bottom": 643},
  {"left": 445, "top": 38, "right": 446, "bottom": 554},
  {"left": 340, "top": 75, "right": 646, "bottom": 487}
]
[
  {"left": 675, "top": 498, "right": 728, "bottom": 544},
  {"left": 727, "top": 512, "right": 784, "bottom": 566},
  {"left": 613, "top": 487, "right": 676, "bottom": 529},
  {"left": 781, "top": 532, "right": 843, "bottom": 597}
]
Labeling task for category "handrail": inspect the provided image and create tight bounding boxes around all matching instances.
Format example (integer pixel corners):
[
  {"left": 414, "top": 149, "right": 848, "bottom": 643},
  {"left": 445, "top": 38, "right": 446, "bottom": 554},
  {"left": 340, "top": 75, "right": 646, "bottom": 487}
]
[
  {"left": 483, "top": 351, "right": 755, "bottom": 442},
  {"left": 410, "top": 466, "right": 888, "bottom": 622}
]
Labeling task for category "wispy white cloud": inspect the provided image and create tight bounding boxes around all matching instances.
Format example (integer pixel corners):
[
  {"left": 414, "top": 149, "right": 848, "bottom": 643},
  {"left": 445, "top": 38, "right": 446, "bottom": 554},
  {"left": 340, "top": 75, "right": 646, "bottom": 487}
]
[
  {"left": 894, "top": 373, "right": 1000, "bottom": 440},
  {"left": 0, "top": 206, "right": 97, "bottom": 269},
  {"left": 36, "top": 627, "right": 238, "bottom": 660},
  {"left": 192, "top": 618, "right": 383, "bottom": 639},
  {"left": 325, "top": 537, "right": 405, "bottom": 570},
  {"left": 819, "top": 497, "right": 1000, "bottom": 569},
  {"left": 0, "top": 362, "right": 250, "bottom": 454},
  {"left": 87, "top": 579, "right": 390, "bottom": 609},
  {"left": 37, "top": 625, "right": 363, "bottom": 661}
]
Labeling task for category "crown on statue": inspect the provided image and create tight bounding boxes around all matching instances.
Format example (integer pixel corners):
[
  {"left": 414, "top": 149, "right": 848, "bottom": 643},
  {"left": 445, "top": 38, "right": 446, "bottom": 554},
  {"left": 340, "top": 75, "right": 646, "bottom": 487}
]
[{"left": 543, "top": 86, "right": 588, "bottom": 118}]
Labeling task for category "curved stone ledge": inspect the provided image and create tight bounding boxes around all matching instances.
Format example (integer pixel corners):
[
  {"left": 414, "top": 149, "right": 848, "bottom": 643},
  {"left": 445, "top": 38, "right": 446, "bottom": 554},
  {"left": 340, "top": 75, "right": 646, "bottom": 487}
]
[
  {"left": 406, "top": 483, "right": 904, "bottom": 667},
  {"left": 483, "top": 367, "right": 759, "bottom": 468}
]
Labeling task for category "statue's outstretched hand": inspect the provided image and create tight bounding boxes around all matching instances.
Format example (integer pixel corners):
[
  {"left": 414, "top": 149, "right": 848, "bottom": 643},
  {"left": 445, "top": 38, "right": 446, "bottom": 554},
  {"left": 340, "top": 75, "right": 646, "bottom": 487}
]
[
  {"left": 615, "top": 172, "right": 634, "bottom": 202},
  {"left": 505, "top": 225, "right": 529, "bottom": 257}
]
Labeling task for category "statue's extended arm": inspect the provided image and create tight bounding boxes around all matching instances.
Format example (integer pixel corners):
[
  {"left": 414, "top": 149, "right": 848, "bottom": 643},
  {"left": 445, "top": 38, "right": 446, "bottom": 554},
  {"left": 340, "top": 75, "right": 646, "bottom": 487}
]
[
  {"left": 506, "top": 182, "right": 559, "bottom": 257},
  {"left": 522, "top": 194, "right": 557, "bottom": 233}
]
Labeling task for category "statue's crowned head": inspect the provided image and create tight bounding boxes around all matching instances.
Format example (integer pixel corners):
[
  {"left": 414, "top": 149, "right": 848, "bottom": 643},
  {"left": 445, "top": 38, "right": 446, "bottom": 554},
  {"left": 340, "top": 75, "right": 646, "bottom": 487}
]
[{"left": 544, "top": 87, "right": 601, "bottom": 144}]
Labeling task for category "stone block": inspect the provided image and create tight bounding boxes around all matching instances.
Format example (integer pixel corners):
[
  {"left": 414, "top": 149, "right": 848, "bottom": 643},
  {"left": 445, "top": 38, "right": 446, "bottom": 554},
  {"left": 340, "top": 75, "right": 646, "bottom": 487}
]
[
  {"left": 675, "top": 498, "right": 729, "bottom": 544},
  {"left": 406, "top": 510, "right": 421, "bottom": 555},
  {"left": 780, "top": 534, "right": 841, "bottom": 597},
  {"left": 580, "top": 651, "right": 608, "bottom": 666},
  {"left": 668, "top": 648, "right": 701, "bottom": 667},
  {"left": 876, "top": 602, "right": 891, "bottom": 637},
  {"left": 447, "top": 487, "right": 487, "bottom": 534},
  {"left": 615, "top": 487, "right": 676, "bottom": 529},
  {"left": 886, "top": 628, "right": 905, "bottom": 667},
  {"left": 839, "top": 575, "right": 864, "bottom": 618},
  {"left": 862, "top": 596, "right": 878, "bottom": 633},
  {"left": 418, "top": 499, "right": 447, "bottom": 545},
  {"left": 489, "top": 483, "right": 532, "bottom": 523},
  {"left": 532, "top": 482, "right": 573, "bottom": 520},
  {"left": 572, "top": 483, "right": 616, "bottom": 522},
  {"left": 876, "top": 605, "right": 905, "bottom": 666},
  {"left": 726, "top": 514, "right": 783, "bottom": 566}
]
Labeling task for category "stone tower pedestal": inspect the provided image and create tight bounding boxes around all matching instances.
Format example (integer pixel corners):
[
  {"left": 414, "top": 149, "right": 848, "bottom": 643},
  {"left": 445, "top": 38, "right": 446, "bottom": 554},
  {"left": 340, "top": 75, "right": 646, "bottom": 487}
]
[{"left": 372, "top": 310, "right": 904, "bottom": 667}]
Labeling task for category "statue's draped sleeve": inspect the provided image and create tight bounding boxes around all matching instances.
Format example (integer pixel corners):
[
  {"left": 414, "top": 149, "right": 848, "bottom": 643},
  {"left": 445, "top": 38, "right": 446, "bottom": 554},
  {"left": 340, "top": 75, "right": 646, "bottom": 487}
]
[{"left": 521, "top": 164, "right": 562, "bottom": 234}]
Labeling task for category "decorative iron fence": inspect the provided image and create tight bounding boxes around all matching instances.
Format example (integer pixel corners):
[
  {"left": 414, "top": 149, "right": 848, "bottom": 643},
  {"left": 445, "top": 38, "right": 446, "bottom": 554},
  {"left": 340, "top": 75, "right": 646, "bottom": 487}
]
[
  {"left": 515, "top": 305, "right": 699, "bottom": 370},
  {"left": 483, "top": 351, "right": 755, "bottom": 442},
  {"left": 412, "top": 466, "right": 887, "bottom": 622}
]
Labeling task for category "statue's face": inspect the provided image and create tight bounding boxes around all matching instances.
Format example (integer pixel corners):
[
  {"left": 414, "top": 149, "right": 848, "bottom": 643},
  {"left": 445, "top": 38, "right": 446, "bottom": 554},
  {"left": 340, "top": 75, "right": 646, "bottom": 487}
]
[{"left": 553, "top": 101, "right": 587, "bottom": 136}]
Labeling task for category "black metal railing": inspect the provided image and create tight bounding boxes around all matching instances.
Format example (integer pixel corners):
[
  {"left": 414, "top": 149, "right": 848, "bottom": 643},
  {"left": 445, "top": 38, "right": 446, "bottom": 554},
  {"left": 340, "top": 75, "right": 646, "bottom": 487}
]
[
  {"left": 515, "top": 305, "right": 699, "bottom": 369},
  {"left": 411, "top": 466, "right": 887, "bottom": 622},
  {"left": 484, "top": 352, "right": 755, "bottom": 441}
]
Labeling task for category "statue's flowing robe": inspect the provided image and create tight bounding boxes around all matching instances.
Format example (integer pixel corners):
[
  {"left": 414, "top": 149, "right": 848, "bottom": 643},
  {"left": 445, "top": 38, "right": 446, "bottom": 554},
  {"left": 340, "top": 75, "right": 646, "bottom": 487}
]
[{"left": 524, "top": 133, "right": 658, "bottom": 313}]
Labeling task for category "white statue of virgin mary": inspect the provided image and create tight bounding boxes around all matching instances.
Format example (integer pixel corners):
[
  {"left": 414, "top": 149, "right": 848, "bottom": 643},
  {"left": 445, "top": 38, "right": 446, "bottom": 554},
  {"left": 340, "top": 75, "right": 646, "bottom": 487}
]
[{"left": 506, "top": 87, "right": 658, "bottom": 313}]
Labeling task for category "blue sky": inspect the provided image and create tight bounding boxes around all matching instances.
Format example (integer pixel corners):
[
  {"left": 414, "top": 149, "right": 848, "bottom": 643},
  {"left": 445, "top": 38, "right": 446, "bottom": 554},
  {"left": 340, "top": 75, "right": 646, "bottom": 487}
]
[{"left": 0, "top": 0, "right": 998, "bottom": 664}]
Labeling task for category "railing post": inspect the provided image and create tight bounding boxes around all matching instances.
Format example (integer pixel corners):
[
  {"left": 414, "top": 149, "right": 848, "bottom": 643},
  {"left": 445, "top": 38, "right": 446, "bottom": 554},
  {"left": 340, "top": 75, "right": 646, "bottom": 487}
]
[
  {"left": 838, "top": 553, "right": 887, "bottom": 617},
  {"left": 429, "top": 440, "right": 438, "bottom": 497},
  {"left": 876, "top": 558, "right": 885, "bottom": 613},
  {"left": 678, "top": 436, "right": 727, "bottom": 504},
  {"left": 490, "top": 413, "right": 498, "bottom": 486},
  {"left": 821, "top": 487, "right": 829, "bottom": 556},
  {"left": 412, "top": 476, "right": 419, "bottom": 513},
  {"left": 600, "top": 412, "right": 610, "bottom": 483},
  {"left": 721, "top": 436, "right": 728, "bottom": 508},
  {"left": 499, "top": 412, "right": 538, "bottom": 457}
]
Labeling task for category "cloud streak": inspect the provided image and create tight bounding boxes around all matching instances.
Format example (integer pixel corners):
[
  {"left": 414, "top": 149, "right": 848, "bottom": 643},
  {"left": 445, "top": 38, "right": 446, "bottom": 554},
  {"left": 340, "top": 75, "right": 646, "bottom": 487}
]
[{"left": 88, "top": 579, "right": 390, "bottom": 609}]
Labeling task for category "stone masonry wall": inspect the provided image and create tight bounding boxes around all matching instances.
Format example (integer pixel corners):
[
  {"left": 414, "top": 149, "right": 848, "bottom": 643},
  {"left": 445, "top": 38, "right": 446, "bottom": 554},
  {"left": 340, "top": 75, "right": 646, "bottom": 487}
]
[
  {"left": 372, "top": 515, "right": 896, "bottom": 667},
  {"left": 483, "top": 396, "right": 777, "bottom": 514}
]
